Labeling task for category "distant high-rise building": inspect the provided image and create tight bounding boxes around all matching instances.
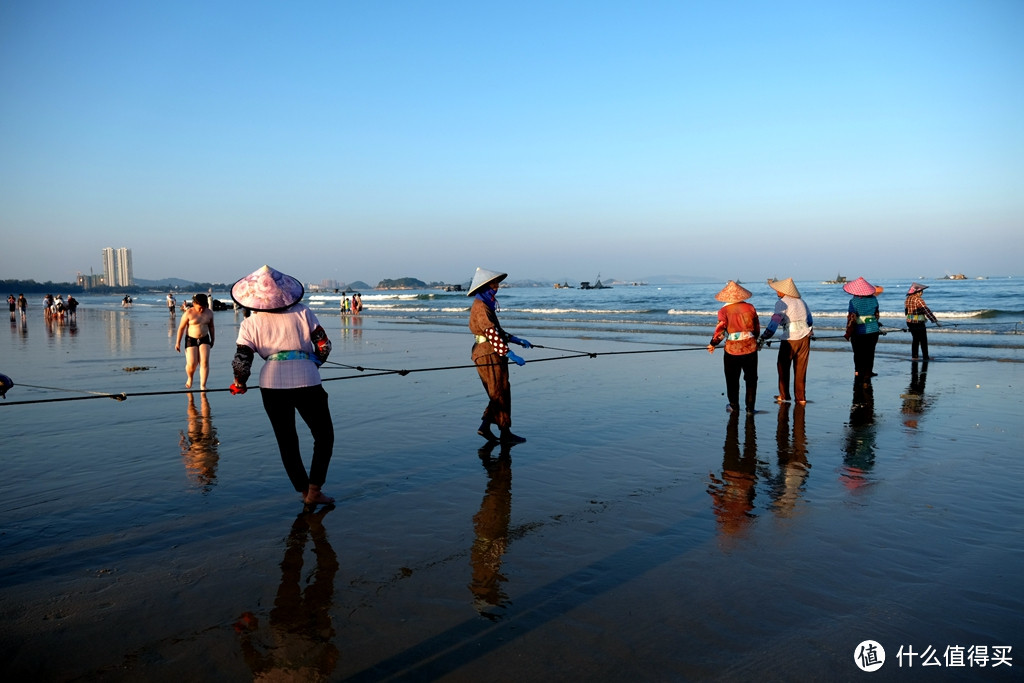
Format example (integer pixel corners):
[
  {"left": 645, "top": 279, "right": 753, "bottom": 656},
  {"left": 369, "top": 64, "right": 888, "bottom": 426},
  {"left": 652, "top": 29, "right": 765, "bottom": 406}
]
[
  {"left": 101, "top": 246, "right": 134, "bottom": 287},
  {"left": 117, "top": 247, "right": 133, "bottom": 287},
  {"left": 102, "top": 247, "right": 116, "bottom": 286}
]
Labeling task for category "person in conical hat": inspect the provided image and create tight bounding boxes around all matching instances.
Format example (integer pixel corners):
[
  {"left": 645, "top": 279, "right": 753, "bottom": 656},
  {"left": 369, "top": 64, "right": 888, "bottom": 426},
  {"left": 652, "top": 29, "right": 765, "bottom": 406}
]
[
  {"left": 904, "top": 282, "right": 939, "bottom": 360},
  {"left": 707, "top": 281, "right": 761, "bottom": 414},
  {"left": 229, "top": 265, "right": 337, "bottom": 507},
  {"left": 843, "top": 276, "right": 881, "bottom": 381},
  {"left": 468, "top": 266, "right": 531, "bottom": 443},
  {"left": 758, "top": 278, "right": 813, "bottom": 404}
]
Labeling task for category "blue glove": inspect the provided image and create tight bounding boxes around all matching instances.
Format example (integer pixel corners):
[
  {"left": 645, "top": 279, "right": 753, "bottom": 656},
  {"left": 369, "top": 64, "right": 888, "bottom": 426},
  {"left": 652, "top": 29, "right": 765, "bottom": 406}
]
[
  {"left": 506, "top": 350, "right": 526, "bottom": 366},
  {"left": 509, "top": 335, "right": 532, "bottom": 349}
]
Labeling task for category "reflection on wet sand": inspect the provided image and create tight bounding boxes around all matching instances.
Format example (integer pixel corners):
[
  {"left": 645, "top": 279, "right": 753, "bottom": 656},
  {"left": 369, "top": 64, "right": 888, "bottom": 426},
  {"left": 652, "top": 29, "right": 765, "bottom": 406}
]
[
  {"left": 708, "top": 413, "right": 758, "bottom": 540},
  {"left": 339, "top": 313, "right": 363, "bottom": 341},
  {"left": 841, "top": 380, "right": 876, "bottom": 491},
  {"left": 179, "top": 393, "right": 220, "bottom": 492},
  {"left": 770, "top": 403, "right": 809, "bottom": 517},
  {"left": 470, "top": 441, "right": 514, "bottom": 620},
  {"left": 236, "top": 509, "right": 340, "bottom": 680},
  {"left": 901, "top": 360, "right": 930, "bottom": 428}
]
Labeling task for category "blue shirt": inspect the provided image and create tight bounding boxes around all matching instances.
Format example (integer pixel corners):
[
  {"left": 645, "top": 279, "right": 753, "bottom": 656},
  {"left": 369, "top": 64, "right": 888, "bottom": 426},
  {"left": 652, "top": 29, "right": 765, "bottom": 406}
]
[{"left": 848, "top": 296, "right": 880, "bottom": 335}]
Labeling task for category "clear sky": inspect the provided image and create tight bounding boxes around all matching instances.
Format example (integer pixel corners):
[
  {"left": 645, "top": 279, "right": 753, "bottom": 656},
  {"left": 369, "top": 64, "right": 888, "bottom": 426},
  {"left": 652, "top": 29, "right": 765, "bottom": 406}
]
[{"left": 2, "top": 1, "right": 1022, "bottom": 286}]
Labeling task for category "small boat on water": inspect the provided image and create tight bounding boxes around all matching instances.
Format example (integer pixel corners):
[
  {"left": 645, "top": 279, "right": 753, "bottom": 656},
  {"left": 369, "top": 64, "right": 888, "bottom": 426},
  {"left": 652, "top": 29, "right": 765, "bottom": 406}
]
[
  {"left": 822, "top": 273, "right": 847, "bottom": 285},
  {"left": 580, "top": 274, "right": 612, "bottom": 290},
  {"left": 942, "top": 273, "right": 967, "bottom": 280}
]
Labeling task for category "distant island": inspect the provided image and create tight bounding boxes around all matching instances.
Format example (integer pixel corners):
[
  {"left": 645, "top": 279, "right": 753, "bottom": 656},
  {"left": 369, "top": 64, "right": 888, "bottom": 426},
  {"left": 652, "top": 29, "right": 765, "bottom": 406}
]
[{"left": 376, "top": 277, "right": 428, "bottom": 290}]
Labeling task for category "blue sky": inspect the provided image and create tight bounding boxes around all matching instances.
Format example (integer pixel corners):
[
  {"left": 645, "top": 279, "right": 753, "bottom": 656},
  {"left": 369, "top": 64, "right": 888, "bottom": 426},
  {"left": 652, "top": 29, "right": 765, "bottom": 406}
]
[{"left": 2, "top": 1, "right": 1022, "bottom": 286}]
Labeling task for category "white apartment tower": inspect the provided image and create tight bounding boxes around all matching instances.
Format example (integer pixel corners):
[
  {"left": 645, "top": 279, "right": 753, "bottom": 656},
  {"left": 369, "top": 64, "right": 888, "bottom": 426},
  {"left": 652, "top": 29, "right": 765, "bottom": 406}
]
[{"left": 101, "top": 247, "right": 134, "bottom": 287}]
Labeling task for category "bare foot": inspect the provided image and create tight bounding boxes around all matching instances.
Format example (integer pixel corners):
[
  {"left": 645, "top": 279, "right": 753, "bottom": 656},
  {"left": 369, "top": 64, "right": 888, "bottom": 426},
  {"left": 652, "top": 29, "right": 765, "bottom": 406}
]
[
  {"left": 185, "top": 379, "right": 192, "bottom": 389},
  {"left": 304, "top": 488, "right": 335, "bottom": 505}
]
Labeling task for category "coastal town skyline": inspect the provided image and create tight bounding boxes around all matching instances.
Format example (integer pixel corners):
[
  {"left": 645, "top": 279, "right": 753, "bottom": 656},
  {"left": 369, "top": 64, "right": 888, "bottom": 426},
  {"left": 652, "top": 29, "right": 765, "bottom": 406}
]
[{"left": 2, "top": 2, "right": 1022, "bottom": 286}]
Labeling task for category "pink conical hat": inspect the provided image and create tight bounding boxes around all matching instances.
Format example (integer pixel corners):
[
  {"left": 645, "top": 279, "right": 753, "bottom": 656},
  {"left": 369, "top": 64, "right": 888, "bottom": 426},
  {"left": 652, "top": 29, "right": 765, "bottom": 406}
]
[
  {"left": 714, "top": 281, "right": 753, "bottom": 303},
  {"left": 842, "top": 277, "right": 876, "bottom": 296},
  {"left": 231, "top": 265, "right": 304, "bottom": 311},
  {"left": 907, "top": 282, "right": 929, "bottom": 294}
]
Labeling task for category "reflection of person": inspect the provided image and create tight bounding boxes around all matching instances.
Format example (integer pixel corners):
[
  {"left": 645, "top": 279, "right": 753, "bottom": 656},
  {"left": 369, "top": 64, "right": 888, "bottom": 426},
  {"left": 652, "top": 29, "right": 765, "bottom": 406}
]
[
  {"left": 179, "top": 392, "right": 220, "bottom": 491},
  {"left": 468, "top": 267, "right": 531, "bottom": 443},
  {"left": 470, "top": 440, "right": 514, "bottom": 620},
  {"left": 236, "top": 509, "right": 339, "bottom": 679},
  {"left": 841, "top": 380, "right": 876, "bottom": 491},
  {"left": 230, "top": 265, "right": 336, "bottom": 506},
  {"left": 770, "top": 403, "right": 808, "bottom": 517},
  {"left": 708, "top": 412, "right": 758, "bottom": 539},
  {"left": 901, "top": 361, "right": 930, "bottom": 428},
  {"left": 843, "top": 277, "right": 881, "bottom": 382},
  {"left": 904, "top": 283, "right": 939, "bottom": 360},
  {"left": 175, "top": 293, "right": 215, "bottom": 391},
  {"left": 759, "top": 278, "right": 812, "bottom": 404},
  {"left": 707, "top": 281, "right": 760, "bottom": 414}
]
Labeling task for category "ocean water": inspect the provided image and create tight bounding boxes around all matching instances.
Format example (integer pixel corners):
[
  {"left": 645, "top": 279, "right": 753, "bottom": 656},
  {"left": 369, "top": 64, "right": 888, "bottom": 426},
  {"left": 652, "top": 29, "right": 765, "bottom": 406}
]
[{"left": 307, "top": 277, "right": 1024, "bottom": 360}]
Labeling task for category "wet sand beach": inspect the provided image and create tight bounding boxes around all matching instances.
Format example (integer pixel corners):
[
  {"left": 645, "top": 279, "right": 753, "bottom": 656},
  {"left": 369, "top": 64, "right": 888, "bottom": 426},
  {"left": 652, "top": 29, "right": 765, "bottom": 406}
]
[{"left": 2, "top": 309, "right": 1022, "bottom": 681}]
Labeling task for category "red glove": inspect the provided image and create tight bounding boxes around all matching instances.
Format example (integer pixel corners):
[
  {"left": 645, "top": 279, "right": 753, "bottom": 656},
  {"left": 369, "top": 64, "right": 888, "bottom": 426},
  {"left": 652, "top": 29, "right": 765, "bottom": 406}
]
[{"left": 230, "top": 382, "right": 247, "bottom": 395}]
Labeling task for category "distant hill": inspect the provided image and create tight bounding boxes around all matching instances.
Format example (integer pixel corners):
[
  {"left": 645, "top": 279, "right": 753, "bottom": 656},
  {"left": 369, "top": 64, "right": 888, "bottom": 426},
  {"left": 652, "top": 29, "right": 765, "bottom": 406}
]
[{"left": 377, "top": 277, "right": 427, "bottom": 290}]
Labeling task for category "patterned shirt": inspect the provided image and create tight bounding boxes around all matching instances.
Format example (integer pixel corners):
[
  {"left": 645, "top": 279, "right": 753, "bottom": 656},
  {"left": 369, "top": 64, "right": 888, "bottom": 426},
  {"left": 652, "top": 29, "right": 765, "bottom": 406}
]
[
  {"left": 847, "top": 296, "right": 880, "bottom": 335},
  {"left": 234, "top": 304, "right": 327, "bottom": 389},
  {"left": 710, "top": 302, "right": 760, "bottom": 355},
  {"left": 905, "top": 292, "right": 938, "bottom": 324}
]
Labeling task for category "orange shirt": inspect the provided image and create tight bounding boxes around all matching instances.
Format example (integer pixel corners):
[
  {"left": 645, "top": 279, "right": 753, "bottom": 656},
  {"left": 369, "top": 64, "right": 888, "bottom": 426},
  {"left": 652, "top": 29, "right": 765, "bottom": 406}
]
[{"left": 710, "top": 302, "right": 760, "bottom": 355}]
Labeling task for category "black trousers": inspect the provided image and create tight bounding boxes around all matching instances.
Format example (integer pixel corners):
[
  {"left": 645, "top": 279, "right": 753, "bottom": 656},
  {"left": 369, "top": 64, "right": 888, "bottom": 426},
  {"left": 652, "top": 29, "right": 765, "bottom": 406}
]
[
  {"left": 723, "top": 351, "right": 758, "bottom": 411},
  {"left": 907, "top": 322, "right": 929, "bottom": 359},
  {"left": 261, "top": 385, "right": 334, "bottom": 491},
  {"left": 850, "top": 332, "right": 879, "bottom": 377}
]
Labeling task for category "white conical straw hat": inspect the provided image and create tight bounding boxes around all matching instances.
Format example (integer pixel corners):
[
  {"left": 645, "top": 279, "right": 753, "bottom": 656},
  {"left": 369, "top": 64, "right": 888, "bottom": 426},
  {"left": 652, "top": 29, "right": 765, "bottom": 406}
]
[
  {"left": 231, "top": 265, "right": 304, "bottom": 311},
  {"left": 768, "top": 277, "right": 801, "bottom": 298},
  {"left": 467, "top": 267, "right": 508, "bottom": 296}
]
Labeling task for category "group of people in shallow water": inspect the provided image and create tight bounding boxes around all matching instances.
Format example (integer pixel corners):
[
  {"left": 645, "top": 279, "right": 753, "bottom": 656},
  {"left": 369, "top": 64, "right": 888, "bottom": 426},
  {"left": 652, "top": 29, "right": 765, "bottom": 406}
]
[
  {"left": 705, "top": 275, "right": 939, "bottom": 415},
  {"left": 20, "top": 293, "right": 80, "bottom": 320},
  {"left": 340, "top": 292, "right": 363, "bottom": 315}
]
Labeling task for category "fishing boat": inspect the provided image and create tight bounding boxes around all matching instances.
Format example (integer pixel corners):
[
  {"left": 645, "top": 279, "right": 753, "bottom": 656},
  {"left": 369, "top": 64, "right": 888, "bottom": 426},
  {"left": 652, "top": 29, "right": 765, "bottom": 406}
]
[
  {"left": 822, "top": 273, "right": 847, "bottom": 285},
  {"left": 580, "top": 274, "right": 612, "bottom": 290}
]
